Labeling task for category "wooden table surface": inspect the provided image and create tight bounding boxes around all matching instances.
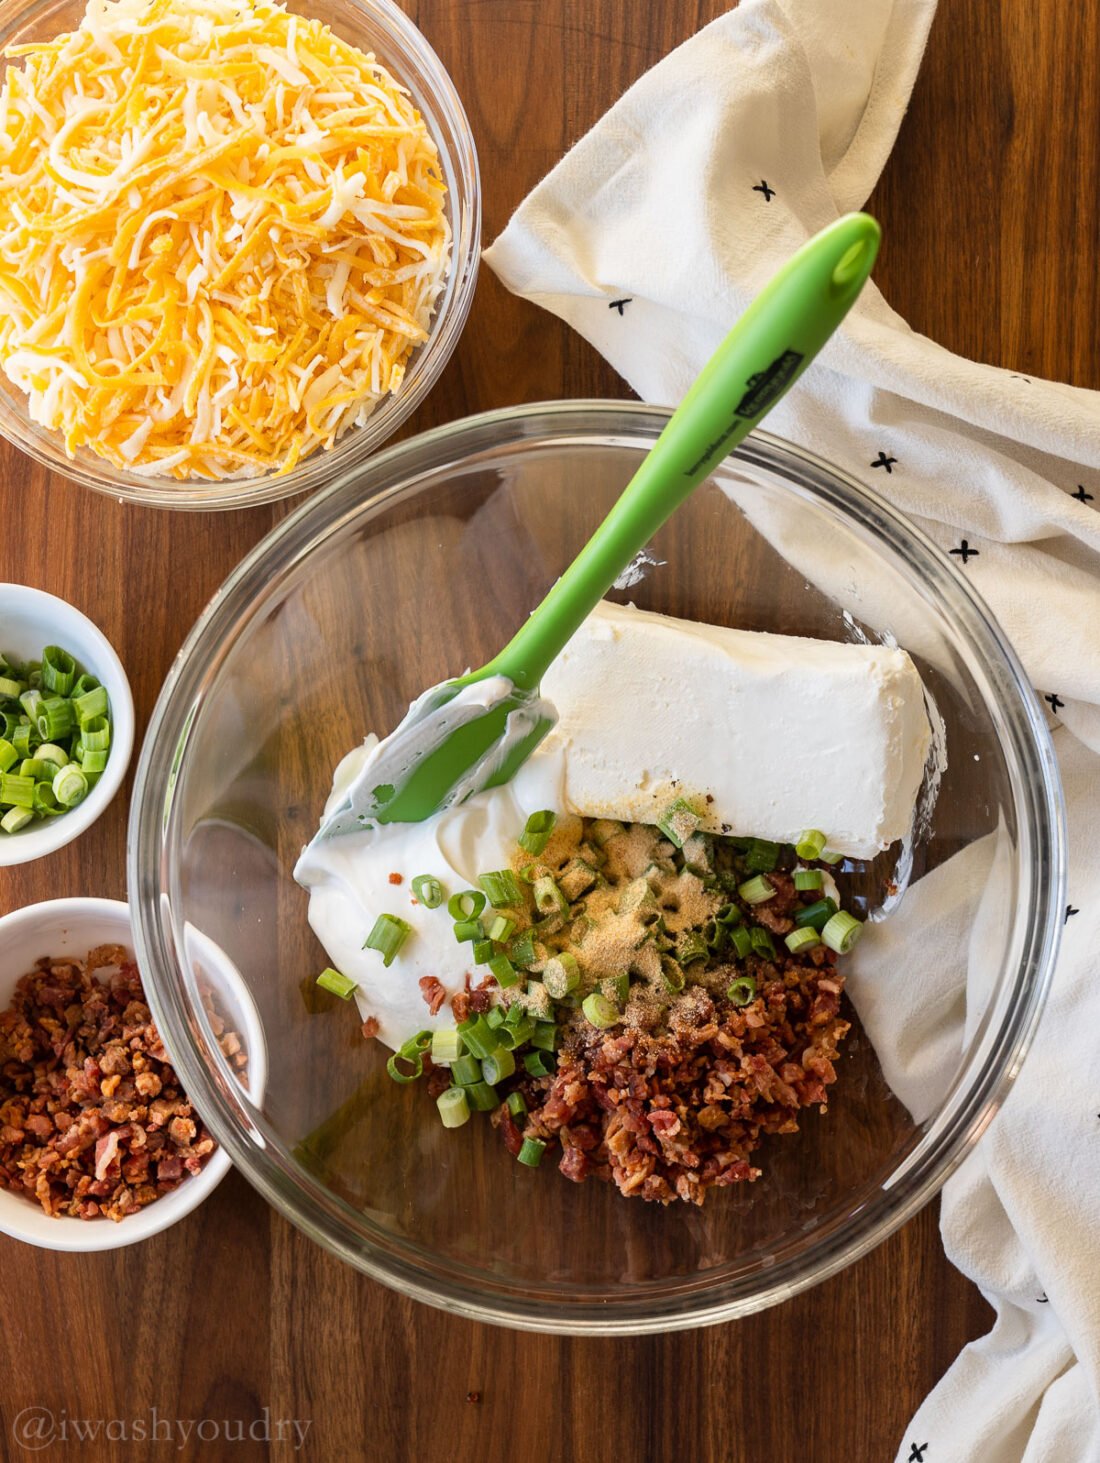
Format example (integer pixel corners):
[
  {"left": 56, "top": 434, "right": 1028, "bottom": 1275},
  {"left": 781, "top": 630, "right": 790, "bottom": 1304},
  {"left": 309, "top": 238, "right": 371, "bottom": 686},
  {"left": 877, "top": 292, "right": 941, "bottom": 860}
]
[{"left": 1, "top": 2, "right": 1095, "bottom": 1460}]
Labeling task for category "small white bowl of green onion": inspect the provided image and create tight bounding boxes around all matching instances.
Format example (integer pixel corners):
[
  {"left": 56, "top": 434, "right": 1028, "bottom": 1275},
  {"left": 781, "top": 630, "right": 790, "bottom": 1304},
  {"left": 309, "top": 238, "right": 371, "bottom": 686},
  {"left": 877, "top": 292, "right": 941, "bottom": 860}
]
[{"left": 0, "top": 585, "right": 133, "bottom": 866}]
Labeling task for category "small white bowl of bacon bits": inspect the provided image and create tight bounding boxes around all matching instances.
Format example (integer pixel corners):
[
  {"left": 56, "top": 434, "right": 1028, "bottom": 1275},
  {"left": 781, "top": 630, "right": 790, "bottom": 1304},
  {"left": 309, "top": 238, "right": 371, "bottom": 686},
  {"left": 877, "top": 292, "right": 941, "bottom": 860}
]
[
  {"left": 0, "top": 899, "right": 261, "bottom": 1252},
  {"left": 0, "top": 584, "right": 134, "bottom": 868}
]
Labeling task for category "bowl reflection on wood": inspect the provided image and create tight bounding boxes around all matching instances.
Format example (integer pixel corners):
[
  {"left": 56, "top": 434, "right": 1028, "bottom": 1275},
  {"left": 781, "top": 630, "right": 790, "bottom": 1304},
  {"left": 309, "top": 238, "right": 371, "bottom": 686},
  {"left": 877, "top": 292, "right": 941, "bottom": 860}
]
[{"left": 128, "top": 404, "right": 1062, "bottom": 1332}]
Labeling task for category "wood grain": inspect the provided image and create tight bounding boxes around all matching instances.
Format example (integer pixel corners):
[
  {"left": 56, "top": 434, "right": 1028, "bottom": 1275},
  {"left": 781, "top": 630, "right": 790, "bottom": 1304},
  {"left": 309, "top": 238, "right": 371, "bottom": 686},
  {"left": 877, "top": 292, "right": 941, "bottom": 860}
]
[{"left": 0, "top": 1, "right": 1094, "bottom": 1459}]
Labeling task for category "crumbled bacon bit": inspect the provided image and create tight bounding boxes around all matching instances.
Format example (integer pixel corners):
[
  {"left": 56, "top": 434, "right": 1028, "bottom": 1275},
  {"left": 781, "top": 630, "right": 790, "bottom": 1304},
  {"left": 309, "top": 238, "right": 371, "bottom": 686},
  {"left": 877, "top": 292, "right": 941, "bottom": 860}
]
[
  {"left": 388, "top": 872, "right": 403, "bottom": 885},
  {"left": 419, "top": 976, "right": 447, "bottom": 1016},
  {"left": 521, "top": 965, "right": 849, "bottom": 1206},
  {"left": 361, "top": 1017, "right": 380, "bottom": 1040},
  {"left": 0, "top": 949, "right": 226, "bottom": 1222}
]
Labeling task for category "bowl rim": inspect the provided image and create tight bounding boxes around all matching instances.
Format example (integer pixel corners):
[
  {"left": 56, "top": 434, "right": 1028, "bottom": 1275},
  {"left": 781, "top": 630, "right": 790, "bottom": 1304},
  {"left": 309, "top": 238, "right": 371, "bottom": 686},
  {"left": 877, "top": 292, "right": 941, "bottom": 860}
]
[
  {"left": 127, "top": 401, "right": 1065, "bottom": 1332},
  {"left": 0, "top": 898, "right": 232, "bottom": 1251},
  {"left": 0, "top": 0, "right": 481, "bottom": 510},
  {"left": 0, "top": 584, "right": 134, "bottom": 867}
]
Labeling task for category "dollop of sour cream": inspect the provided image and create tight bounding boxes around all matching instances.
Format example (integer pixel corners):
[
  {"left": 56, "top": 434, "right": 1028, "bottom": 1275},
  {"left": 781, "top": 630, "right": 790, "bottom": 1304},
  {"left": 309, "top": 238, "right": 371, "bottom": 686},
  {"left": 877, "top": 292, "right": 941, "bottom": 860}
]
[{"left": 295, "top": 737, "right": 569, "bottom": 1050}]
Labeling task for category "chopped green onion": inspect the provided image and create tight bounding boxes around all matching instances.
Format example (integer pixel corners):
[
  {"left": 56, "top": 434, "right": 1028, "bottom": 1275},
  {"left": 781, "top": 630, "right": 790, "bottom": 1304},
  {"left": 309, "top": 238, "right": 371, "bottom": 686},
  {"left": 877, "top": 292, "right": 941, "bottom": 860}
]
[
  {"left": 785, "top": 927, "right": 821, "bottom": 954},
  {"left": 0, "top": 739, "right": 16, "bottom": 775},
  {"left": 40, "top": 646, "right": 76, "bottom": 695},
  {"left": 37, "top": 696, "right": 74, "bottom": 742},
  {"left": 18, "top": 688, "right": 41, "bottom": 722},
  {"left": 450, "top": 1055, "right": 483, "bottom": 1086},
  {"left": 617, "top": 877, "right": 656, "bottom": 917},
  {"left": 448, "top": 889, "right": 486, "bottom": 920},
  {"left": 486, "top": 1005, "right": 506, "bottom": 1029},
  {"left": 411, "top": 874, "right": 444, "bottom": 908},
  {"left": 74, "top": 685, "right": 108, "bottom": 724},
  {"left": 401, "top": 1031, "right": 433, "bottom": 1057},
  {"left": 11, "top": 723, "right": 35, "bottom": 758},
  {"left": 676, "top": 931, "right": 708, "bottom": 966},
  {"left": 452, "top": 918, "right": 481, "bottom": 943},
  {"left": 531, "top": 1022, "right": 559, "bottom": 1052},
  {"left": 793, "top": 868, "right": 825, "bottom": 891},
  {"left": 738, "top": 875, "right": 775, "bottom": 905},
  {"left": 488, "top": 954, "right": 520, "bottom": 988},
  {"left": 517, "top": 1137, "right": 546, "bottom": 1168},
  {"left": 505, "top": 1002, "right": 530, "bottom": 1027},
  {"left": 0, "top": 676, "right": 22, "bottom": 699},
  {"left": 472, "top": 938, "right": 494, "bottom": 964},
  {"left": 716, "top": 902, "right": 742, "bottom": 926},
  {"left": 436, "top": 1087, "right": 470, "bottom": 1128},
  {"left": 794, "top": 828, "right": 827, "bottom": 861},
  {"left": 820, "top": 849, "right": 845, "bottom": 865},
  {"left": 478, "top": 869, "right": 524, "bottom": 908},
  {"left": 729, "top": 926, "right": 753, "bottom": 959},
  {"left": 80, "top": 748, "right": 108, "bottom": 774},
  {"left": 656, "top": 796, "right": 702, "bottom": 849},
  {"left": 532, "top": 875, "right": 569, "bottom": 918},
  {"left": 543, "top": 953, "right": 580, "bottom": 999},
  {"left": 23, "top": 759, "right": 56, "bottom": 783},
  {"left": 608, "top": 972, "right": 630, "bottom": 1006},
  {"left": 363, "top": 912, "right": 411, "bottom": 966},
  {"left": 487, "top": 914, "right": 516, "bottom": 943},
  {"left": 524, "top": 979, "right": 552, "bottom": 1020},
  {"left": 591, "top": 818, "right": 624, "bottom": 845},
  {"left": 506, "top": 1091, "right": 528, "bottom": 1118},
  {"left": 744, "top": 837, "right": 781, "bottom": 872},
  {"left": 749, "top": 927, "right": 777, "bottom": 959},
  {"left": 703, "top": 919, "right": 728, "bottom": 953},
  {"left": 386, "top": 1050, "right": 423, "bottom": 1083},
  {"left": 456, "top": 1015, "right": 499, "bottom": 1060},
  {"left": 821, "top": 910, "right": 863, "bottom": 953},
  {"left": 582, "top": 992, "right": 619, "bottom": 1029},
  {"left": 794, "top": 897, "right": 838, "bottom": 931},
  {"left": 727, "top": 975, "right": 758, "bottom": 1006},
  {"left": 523, "top": 1049, "right": 555, "bottom": 1076},
  {"left": 559, "top": 857, "right": 598, "bottom": 900},
  {"left": 53, "top": 766, "right": 88, "bottom": 813},
  {"left": 1, "top": 773, "right": 35, "bottom": 809},
  {"left": 496, "top": 1016, "right": 535, "bottom": 1049},
  {"left": 660, "top": 953, "right": 685, "bottom": 992},
  {"left": 316, "top": 966, "right": 357, "bottom": 999},
  {"left": 0, "top": 806, "right": 32, "bottom": 832},
  {"left": 35, "top": 742, "right": 69, "bottom": 769},
  {"left": 466, "top": 1080, "right": 500, "bottom": 1112},
  {"left": 518, "top": 809, "right": 556, "bottom": 856},
  {"left": 430, "top": 1028, "right": 463, "bottom": 1064},
  {"left": 480, "top": 1047, "right": 516, "bottom": 1085},
  {"left": 71, "top": 673, "right": 100, "bottom": 699},
  {"left": 32, "top": 784, "right": 61, "bottom": 817},
  {"left": 508, "top": 932, "right": 537, "bottom": 968}
]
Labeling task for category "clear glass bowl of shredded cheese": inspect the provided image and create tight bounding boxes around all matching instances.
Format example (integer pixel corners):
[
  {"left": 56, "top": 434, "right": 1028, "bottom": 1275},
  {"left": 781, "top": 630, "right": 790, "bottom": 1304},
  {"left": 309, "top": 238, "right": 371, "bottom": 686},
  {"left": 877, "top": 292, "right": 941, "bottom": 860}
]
[
  {"left": 0, "top": 0, "right": 479, "bottom": 508},
  {"left": 128, "top": 405, "right": 1063, "bottom": 1334}
]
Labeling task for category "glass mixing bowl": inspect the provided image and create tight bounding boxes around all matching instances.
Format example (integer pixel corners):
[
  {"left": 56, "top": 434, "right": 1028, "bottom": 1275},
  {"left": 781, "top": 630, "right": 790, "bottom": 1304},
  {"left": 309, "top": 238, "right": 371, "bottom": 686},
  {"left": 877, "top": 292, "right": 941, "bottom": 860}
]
[
  {"left": 0, "top": 0, "right": 479, "bottom": 510},
  {"left": 128, "top": 403, "right": 1064, "bottom": 1332}
]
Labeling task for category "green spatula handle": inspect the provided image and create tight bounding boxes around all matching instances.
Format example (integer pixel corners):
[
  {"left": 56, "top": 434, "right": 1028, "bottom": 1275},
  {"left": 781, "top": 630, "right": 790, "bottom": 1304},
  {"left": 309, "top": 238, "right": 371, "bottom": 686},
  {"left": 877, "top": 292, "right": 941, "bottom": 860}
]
[{"left": 476, "top": 212, "right": 881, "bottom": 694}]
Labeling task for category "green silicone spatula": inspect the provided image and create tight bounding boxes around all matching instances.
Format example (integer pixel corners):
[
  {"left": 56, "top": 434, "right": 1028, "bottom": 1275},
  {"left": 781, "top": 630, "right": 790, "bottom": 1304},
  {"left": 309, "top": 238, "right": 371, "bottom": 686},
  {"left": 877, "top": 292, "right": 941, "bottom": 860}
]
[{"left": 313, "top": 212, "right": 881, "bottom": 842}]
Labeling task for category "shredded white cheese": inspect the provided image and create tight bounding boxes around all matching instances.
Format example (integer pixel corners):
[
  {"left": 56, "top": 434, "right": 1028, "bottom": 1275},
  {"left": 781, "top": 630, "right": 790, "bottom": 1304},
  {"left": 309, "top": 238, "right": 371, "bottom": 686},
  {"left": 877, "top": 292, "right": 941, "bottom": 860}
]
[{"left": 0, "top": 0, "right": 452, "bottom": 480}]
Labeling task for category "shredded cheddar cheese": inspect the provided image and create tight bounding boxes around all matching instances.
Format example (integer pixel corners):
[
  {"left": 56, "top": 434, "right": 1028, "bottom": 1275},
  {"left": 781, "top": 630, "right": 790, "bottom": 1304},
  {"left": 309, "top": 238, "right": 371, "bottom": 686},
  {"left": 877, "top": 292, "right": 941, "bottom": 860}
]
[{"left": 0, "top": 0, "right": 451, "bottom": 480}]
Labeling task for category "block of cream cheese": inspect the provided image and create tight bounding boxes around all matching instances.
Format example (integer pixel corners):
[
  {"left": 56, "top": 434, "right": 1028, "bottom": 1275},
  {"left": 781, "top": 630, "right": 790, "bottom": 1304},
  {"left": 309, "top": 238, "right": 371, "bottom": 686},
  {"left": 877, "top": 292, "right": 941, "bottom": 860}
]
[{"left": 538, "top": 601, "right": 931, "bottom": 858}]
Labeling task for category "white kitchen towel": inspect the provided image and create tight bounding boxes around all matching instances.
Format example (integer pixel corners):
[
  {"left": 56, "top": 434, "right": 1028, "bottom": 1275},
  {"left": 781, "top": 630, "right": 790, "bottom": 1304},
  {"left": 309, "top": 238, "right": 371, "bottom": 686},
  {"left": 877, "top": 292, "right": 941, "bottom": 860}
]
[{"left": 483, "top": 4, "right": 1100, "bottom": 1461}]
